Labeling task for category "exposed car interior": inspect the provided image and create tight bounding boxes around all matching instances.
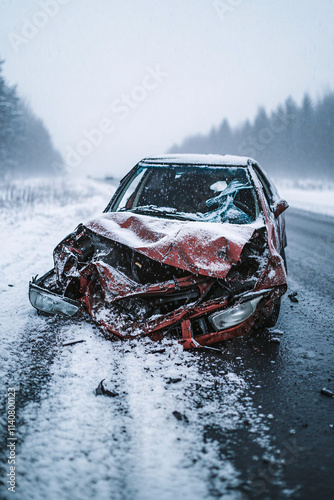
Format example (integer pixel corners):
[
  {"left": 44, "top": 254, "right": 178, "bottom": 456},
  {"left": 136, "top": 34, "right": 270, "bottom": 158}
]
[{"left": 116, "top": 165, "right": 259, "bottom": 224}]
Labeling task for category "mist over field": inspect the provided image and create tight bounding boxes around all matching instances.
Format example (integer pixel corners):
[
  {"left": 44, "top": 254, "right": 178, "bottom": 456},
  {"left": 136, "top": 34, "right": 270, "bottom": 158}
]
[{"left": 1, "top": 0, "right": 334, "bottom": 179}]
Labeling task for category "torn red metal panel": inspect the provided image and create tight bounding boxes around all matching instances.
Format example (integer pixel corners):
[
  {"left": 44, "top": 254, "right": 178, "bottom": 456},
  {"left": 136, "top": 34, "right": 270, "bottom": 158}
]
[{"left": 85, "top": 212, "right": 257, "bottom": 279}]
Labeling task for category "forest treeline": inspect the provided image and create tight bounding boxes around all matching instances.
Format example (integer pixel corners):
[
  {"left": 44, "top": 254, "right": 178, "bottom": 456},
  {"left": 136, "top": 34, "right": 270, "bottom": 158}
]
[
  {"left": 169, "top": 92, "right": 334, "bottom": 179},
  {"left": 0, "top": 59, "right": 62, "bottom": 179}
]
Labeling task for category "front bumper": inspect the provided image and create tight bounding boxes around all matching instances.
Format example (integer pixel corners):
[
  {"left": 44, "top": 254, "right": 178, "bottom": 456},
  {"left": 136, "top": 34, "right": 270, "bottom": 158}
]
[
  {"left": 146, "top": 286, "right": 284, "bottom": 348},
  {"left": 29, "top": 266, "right": 285, "bottom": 349},
  {"left": 29, "top": 280, "right": 80, "bottom": 317}
]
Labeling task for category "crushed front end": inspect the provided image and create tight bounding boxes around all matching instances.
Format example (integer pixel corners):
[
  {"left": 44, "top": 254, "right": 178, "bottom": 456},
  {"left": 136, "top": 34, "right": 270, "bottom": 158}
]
[{"left": 29, "top": 212, "right": 287, "bottom": 349}]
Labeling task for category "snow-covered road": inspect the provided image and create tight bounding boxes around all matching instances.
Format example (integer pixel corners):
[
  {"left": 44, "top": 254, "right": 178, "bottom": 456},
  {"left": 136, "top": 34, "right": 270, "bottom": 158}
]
[{"left": 0, "top": 178, "right": 286, "bottom": 500}]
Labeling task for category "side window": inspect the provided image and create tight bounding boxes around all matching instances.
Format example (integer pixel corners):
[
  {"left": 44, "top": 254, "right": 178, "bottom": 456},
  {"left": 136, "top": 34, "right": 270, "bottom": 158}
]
[
  {"left": 253, "top": 165, "right": 273, "bottom": 206},
  {"left": 114, "top": 167, "right": 146, "bottom": 211}
]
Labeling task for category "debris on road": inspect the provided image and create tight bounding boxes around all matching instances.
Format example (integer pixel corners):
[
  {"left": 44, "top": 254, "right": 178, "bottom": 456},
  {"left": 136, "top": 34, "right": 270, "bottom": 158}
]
[
  {"left": 172, "top": 410, "right": 189, "bottom": 423},
  {"left": 269, "top": 329, "right": 284, "bottom": 336},
  {"left": 95, "top": 379, "right": 118, "bottom": 397},
  {"left": 166, "top": 377, "right": 182, "bottom": 384},
  {"left": 321, "top": 387, "right": 334, "bottom": 398},
  {"left": 269, "top": 337, "right": 281, "bottom": 344},
  {"left": 196, "top": 345, "right": 223, "bottom": 354},
  {"left": 63, "top": 339, "right": 86, "bottom": 346},
  {"left": 288, "top": 292, "right": 299, "bottom": 303},
  {"left": 150, "top": 348, "right": 166, "bottom": 354}
]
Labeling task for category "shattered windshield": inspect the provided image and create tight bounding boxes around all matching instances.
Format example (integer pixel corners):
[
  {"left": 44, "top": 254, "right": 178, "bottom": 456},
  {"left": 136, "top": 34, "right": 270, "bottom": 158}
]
[{"left": 114, "top": 165, "right": 260, "bottom": 224}]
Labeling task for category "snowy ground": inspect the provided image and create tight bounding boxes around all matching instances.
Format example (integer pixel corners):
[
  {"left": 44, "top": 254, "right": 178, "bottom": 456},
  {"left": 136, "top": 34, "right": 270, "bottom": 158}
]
[
  {"left": 0, "top": 176, "right": 333, "bottom": 500},
  {"left": 275, "top": 178, "right": 334, "bottom": 218}
]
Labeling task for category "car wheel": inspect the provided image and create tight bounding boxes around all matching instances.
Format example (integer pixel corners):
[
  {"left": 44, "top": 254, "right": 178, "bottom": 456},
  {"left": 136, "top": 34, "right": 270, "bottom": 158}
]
[
  {"left": 253, "top": 297, "right": 281, "bottom": 332},
  {"left": 264, "top": 297, "right": 281, "bottom": 328},
  {"left": 280, "top": 247, "right": 287, "bottom": 273}
]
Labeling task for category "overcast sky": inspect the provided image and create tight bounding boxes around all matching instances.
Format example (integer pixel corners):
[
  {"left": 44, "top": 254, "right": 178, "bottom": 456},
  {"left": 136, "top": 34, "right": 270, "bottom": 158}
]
[{"left": 1, "top": 0, "right": 334, "bottom": 177}]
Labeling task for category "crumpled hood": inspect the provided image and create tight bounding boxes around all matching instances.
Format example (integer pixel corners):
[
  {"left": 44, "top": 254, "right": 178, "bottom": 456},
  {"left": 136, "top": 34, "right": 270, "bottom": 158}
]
[{"left": 85, "top": 212, "right": 262, "bottom": 279}]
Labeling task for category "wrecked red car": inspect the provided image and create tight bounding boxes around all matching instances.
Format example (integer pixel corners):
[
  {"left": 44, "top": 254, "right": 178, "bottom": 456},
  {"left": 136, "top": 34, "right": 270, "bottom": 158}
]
[{"left": 29, "top": 154, "right": 288, "bottom": 349}]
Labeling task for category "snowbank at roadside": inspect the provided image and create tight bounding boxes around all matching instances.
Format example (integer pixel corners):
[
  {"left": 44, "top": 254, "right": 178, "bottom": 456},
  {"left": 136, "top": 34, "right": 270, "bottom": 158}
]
[{"left": 275, "top": 178, "right": 334, "bottom": 218}]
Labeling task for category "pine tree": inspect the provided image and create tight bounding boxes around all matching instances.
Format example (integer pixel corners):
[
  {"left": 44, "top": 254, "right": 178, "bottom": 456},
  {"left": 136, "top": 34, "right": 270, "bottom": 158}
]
[
  {"left": 168, "top": 91, "right": 334, "bottom": 179},
  {"left": 0, "top": 58, "right": 63, "bottom": 179}
]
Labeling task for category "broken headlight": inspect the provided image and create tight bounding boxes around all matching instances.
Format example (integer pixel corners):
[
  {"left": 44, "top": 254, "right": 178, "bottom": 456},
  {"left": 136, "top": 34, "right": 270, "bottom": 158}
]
[
  {"left": 29, "top": 284, "right": 80, "bottom": 316},
  {"left": 209, "top": 296, "right": 262, "bottom": 331}
]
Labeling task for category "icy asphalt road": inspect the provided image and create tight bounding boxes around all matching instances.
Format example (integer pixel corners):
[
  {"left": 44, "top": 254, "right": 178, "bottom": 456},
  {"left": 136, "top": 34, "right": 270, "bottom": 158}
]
[{"left": 1, "top": 191, "right": 334, "bottom": 500}]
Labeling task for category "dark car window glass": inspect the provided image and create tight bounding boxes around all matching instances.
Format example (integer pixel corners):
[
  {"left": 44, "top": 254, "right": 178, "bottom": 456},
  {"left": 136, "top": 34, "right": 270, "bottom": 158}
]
[
  {"left": 252, "top": 165, "right": 274, "bottom": 206},
  {"left": 113, "top": 165, "right": 260, "bottom": 224},
  {"left": 116, "top": 167, "right": 146, "bottom": 211}
]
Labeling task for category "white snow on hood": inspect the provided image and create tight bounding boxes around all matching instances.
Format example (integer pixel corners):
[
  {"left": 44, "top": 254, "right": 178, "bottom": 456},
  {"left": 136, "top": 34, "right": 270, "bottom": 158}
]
[{"left": 85, "top": 212, "right": 264, "bottom": 278}]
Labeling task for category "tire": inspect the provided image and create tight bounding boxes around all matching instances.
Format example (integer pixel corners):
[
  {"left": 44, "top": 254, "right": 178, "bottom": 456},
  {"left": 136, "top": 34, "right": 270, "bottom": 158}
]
[
  {"left": 280, "top": 247, "right": 287, "bottom": 273},
  {"left": 253, "top": 297, "right": 281, "bottom": 332},
  {"left": 264, "top": 297, "right": 281, "bottom": 328}
]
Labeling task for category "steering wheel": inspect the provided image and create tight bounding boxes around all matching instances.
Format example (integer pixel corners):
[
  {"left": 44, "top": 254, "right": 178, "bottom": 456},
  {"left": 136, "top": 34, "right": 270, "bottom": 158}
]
[{"left": 233, "top": 199, "right": 253, "bottom": 218}]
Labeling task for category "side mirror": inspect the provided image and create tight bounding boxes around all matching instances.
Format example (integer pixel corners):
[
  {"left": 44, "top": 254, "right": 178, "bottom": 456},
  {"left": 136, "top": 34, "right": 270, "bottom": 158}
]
[{"left": 271, "top": 199, "right": 289, "bottom": 218}]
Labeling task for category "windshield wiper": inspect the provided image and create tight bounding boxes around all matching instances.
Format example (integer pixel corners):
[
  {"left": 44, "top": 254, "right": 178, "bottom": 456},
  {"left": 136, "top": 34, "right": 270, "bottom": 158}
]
[{"left": 122, "top": 206, "right": 192, "bottom": 220}]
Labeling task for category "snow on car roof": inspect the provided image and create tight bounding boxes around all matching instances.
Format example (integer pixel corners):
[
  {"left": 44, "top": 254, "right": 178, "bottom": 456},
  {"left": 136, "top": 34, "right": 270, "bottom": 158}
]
[{"left": 140, "top": 154, "right": 254, "bottom": 167}]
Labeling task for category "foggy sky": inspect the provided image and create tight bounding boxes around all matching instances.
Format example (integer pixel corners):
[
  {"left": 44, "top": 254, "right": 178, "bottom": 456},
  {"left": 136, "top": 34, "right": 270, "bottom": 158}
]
[{"left": 0, "top": 0, "right": 334, "bottom": 177}]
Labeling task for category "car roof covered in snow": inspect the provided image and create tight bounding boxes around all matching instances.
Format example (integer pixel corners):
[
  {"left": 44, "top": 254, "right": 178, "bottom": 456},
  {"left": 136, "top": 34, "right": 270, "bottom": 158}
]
[{"left": 139, "top": 154, "right": 255, "bottom": 167}]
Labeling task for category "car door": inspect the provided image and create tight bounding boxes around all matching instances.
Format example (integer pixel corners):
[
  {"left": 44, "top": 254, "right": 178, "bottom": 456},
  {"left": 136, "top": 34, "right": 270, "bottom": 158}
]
[{"left": 251, "top": 163, "right": 287, "bottom": 253}]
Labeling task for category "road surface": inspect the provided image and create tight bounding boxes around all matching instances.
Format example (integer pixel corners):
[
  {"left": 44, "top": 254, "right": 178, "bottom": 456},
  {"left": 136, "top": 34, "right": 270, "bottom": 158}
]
[{"left": 0, "top": 206, "right": 333, "bottom": 500}]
